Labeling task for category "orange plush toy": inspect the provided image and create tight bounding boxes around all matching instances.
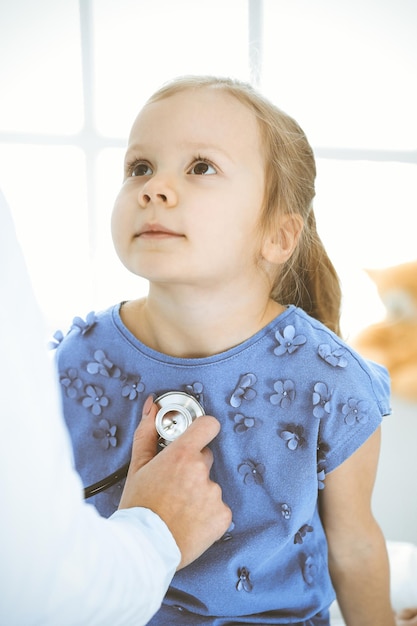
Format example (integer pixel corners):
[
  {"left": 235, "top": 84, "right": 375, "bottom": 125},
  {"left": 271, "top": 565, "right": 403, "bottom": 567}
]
[{"left": 352, "top": 260, "right": 417, "bottom": 402}]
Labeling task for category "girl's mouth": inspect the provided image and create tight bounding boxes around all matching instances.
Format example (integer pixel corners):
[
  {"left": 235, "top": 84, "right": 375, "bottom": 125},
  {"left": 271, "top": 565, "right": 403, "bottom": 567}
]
[{"left": 138, "top": 223, "right": 183, "bottom": 238}]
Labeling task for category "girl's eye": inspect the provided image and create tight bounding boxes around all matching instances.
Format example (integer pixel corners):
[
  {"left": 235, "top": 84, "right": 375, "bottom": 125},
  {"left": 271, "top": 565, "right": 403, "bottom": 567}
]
[
  {"left": 130, "top": 162, "right": 153, "bottom": 177},
  {"left": 189, "top": 160, "right": 216, "bottom": 176}
]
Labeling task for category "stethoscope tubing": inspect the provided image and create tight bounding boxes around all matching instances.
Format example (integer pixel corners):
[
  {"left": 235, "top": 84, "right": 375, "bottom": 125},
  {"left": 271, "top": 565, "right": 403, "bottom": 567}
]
[{"left": 84, "top": 462, "right": 130, "bottom": 499}]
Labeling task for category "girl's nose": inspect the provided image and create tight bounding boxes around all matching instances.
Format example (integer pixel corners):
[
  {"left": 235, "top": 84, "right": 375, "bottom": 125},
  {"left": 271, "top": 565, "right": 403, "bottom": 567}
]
[{"left": 138, "top": 175, "right": 178, "bottom": 208}]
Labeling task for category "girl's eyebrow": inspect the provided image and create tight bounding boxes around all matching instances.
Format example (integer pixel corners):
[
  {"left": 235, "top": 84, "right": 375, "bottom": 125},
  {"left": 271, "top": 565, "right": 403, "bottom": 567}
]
[
  {"left": 180, "top": 141, "right": 235, "bottom": 163},
  {"left": 124, "top": 144, "right": 146, "bottom": 161},
  {"left": 124, "top": 141, "right": 235, "bottom": 164}
]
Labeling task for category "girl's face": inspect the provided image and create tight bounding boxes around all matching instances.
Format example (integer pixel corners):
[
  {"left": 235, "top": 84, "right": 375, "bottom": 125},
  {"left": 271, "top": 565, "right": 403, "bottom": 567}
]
[{"left": 111, "top": 87, "right": 267, "bottom": 292}]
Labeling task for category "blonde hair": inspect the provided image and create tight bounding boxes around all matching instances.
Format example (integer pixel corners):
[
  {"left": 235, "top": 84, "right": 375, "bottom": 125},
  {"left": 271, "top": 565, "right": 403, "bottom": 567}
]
[{"left": 146, "top": 76, "right": 342, "bottom": 336}]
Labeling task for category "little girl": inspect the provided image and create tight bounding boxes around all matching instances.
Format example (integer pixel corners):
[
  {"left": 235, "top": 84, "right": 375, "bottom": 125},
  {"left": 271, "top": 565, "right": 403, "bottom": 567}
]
[{"left": 54, "top": 76, "right": 395, "bottom": 625}]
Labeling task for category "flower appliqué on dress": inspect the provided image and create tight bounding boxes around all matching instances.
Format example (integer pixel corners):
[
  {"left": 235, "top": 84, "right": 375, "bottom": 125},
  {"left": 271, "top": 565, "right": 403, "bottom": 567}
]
[
  {"left": 230, "top": 373, "right": 257, "bottom": 408},
  {"left": 48, "top": 329, "right": 64, "bottom": 350},
  {"left": 342, "top": 398, "right": 369, "bottom": 425},
  {"left": 302, "top": 555, "right": 317, "bottom": 585},
  {"left": 219, "top": 522, "right": 235, "bottom": 542},
  {"left": 294, "top": 524, "right": 313, "bottom": 545},
  {"left": 238, "top": 460, "right": 265, "bottom": 485},
  {"left": 279, "top": 424, "right": 305, "bottom": 450},
  {"left": 236, "top": 567, "right": 253, "bottom": 592},
  {"left": 93, "top": 418, "right": 118, "bottom": 450},
  {"left": 317, "top": 438, "right": 329, "bottom": 490},
  {"left": 274, "top": 325, "right": 306, "bottom": 356},
  {"left": 318, "top": 344, "right": 348, "bottom": 368},
  {"left": 82, "top": 384, "right": 109, "bottom": 416},
  {"left": 71, "top": 311, "right": 97, "bottom": 335},
  {"left": 280, "top": 503, "right": 292, "bottom": 520},
  {"left": 232, "top": 413, "right": 258, "bottom": 433},
  {"left": 87, "top": 349, "right": 121, "bottom": 378},
  {"left": 317, "top": 438, "right": 330, "bottom": 467},
  {"left": 312, "top": 382, "right": 332, "bottom": 418},
  {"left": 270, "top": 379, "right": 296, "bottom": 408},
  {"left": 121, "top": 375, "right": 145, "bottom": 400},
  {"left": 60, "top": 368, "right": 82, "bottom": 399},
  {"left": 184, "top": 382, "right": 204, "bottom": 405},
  {"left": 317, "top": 469, "right": 326, "bottom": 490}
]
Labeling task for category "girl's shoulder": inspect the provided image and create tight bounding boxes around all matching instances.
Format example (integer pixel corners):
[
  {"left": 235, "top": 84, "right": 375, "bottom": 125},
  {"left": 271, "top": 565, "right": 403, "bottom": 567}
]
[{"left": 282, "top": 306, "right": 391, "bottom": 415}]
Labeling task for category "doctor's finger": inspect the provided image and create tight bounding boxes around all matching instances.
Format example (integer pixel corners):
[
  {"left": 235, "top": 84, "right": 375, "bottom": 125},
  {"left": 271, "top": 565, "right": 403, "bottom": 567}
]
[
  {"left": 174, "top": 414, "right": 221, "bottom": 452},
  {"left": 128, "top": 395, "right": 159, "bottom": 473}
]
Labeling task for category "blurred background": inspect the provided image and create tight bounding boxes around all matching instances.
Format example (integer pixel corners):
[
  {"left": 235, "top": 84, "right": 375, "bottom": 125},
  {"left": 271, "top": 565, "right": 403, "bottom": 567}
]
[{"left": 1, "top": 0, "right": 416, "bottom": 542}]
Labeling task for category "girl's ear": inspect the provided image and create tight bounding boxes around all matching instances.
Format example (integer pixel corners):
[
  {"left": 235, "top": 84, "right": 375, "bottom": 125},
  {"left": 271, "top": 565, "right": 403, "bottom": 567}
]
[{"left": 261, "top": 214, "right": 304, "bottom": 265}]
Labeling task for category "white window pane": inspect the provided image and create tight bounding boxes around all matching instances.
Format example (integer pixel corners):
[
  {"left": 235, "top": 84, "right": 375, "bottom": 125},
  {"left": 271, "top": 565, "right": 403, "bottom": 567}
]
[
  {"left": 262, "top": 0, "right": 417, "bottom": 150},
  {"left": 93, "top": 148, "right": 148, "bottom": 309},
  {"left": 92, "top": 0, "right": 250, "bottom": 138},
  {"left": 314, "top": 159, "right": 417, "bottom": 337},
  {"left": 0, "top": 145, "right": 90, "bottom": 329},
  {"left": 0, "top": 0, "right": 83, "bottom": 134}
]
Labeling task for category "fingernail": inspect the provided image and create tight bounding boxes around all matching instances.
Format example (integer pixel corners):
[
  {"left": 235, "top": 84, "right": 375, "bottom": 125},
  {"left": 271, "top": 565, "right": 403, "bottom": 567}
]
[{"left": 143, "top": 394, "right": 155, "bottom": 416}]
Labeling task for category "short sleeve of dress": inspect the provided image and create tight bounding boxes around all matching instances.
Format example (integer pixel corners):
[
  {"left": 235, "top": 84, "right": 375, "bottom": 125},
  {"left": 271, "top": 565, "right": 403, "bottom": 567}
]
[{"left": 319, "top": 354, "right": 391, "bottom": 475}]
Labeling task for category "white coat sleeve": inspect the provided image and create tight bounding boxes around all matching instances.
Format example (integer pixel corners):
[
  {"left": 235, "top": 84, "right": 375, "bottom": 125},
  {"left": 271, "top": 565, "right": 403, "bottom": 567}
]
[{"left": 0, "top": 190, "right": 180, "bottom": 626}]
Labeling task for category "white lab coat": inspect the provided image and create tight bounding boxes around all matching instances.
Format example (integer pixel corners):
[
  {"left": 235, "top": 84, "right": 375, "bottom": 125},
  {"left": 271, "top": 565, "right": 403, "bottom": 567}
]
[{"left": 0, "top": 190, "right": 180, "bottom": 625}]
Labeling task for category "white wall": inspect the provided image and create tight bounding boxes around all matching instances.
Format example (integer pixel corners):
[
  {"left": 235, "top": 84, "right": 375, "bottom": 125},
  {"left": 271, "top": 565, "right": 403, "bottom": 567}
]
[{"left": 373, "top": 396, "right": 417, "bottom": 545}]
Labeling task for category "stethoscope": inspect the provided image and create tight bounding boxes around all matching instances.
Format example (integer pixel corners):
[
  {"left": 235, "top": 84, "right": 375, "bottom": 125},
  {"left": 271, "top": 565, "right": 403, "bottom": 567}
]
[{"left": 84, "top": 391, "right": 205, "bottom": 499}]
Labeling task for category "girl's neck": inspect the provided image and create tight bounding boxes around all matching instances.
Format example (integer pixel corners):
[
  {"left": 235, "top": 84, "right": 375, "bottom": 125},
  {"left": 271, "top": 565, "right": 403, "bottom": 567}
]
[{"left": 120, "top": 284, "right": 285, "bottom": 359}]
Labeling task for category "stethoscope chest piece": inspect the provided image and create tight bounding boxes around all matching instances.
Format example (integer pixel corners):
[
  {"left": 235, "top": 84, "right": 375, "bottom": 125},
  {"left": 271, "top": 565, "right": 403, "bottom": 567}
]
[
  {"left": 155, "top": 391, "right": 204, "bottom": 446},
  {"left": 83, "top": 391, "right": 205, "bottom": 498}
]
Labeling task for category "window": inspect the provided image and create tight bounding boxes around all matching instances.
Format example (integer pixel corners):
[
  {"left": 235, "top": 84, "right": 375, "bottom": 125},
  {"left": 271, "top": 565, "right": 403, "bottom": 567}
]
[{"left": 1, "top": 0, "right": 416, "bottom": 338}]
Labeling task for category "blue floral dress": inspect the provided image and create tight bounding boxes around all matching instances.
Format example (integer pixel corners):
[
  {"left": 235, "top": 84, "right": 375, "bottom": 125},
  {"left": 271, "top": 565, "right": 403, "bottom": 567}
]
[{"left": 53, "top": 304, "right": 391, "bottom": 625}]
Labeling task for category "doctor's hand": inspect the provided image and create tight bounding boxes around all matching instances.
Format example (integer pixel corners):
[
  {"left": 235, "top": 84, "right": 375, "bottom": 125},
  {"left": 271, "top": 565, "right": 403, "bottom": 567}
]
[{"left": 118, "top": 396, "right": 232, "bottom": 569}]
